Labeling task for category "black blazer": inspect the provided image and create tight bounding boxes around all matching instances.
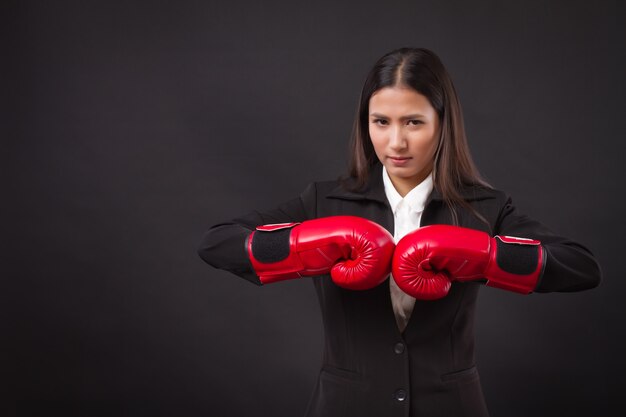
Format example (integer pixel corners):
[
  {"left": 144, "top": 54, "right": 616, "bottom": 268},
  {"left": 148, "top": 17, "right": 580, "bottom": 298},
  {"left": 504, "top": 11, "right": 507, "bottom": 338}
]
[{"left": 197, "top": 162, "right": 601, "bottom": 417}]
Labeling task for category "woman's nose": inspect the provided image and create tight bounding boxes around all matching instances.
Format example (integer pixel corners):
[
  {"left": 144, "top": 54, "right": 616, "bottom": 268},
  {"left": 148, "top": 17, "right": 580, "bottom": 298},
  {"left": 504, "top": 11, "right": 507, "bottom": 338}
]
[{"left": 389, "top": 126, "right": 407, "bottom": 150}]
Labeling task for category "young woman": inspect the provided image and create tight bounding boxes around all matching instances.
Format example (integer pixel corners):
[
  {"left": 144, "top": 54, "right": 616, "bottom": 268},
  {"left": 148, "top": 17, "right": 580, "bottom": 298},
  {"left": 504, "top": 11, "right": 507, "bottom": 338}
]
[{"left": 197, "top": 47, "right": 601, "bottom": 417}]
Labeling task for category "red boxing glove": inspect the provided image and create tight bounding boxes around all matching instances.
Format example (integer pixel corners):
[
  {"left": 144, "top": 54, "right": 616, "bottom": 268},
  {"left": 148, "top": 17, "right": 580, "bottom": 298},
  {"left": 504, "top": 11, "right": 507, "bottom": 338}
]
[
  {"left": 246, "top": 216, "right": 395, "bottom": 290},
  {"left": 392, "top": 225, "right": 545, "bottom": 300}
]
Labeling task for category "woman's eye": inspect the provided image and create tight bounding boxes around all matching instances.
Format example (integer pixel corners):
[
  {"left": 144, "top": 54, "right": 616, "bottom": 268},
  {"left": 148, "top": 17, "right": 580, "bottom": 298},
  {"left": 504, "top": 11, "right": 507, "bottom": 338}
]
[
  {"left": 407, "top": 120, "right": 423, "bottom": 126},
  {"left": 372, "top": 119, "right": 388, "bottom": 126}
]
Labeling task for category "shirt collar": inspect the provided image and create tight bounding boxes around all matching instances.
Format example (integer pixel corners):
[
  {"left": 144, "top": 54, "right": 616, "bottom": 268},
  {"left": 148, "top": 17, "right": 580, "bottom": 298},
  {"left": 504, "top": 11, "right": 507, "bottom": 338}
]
[{"left": 382, "top": 166, "right": 434, "bottom": 215}]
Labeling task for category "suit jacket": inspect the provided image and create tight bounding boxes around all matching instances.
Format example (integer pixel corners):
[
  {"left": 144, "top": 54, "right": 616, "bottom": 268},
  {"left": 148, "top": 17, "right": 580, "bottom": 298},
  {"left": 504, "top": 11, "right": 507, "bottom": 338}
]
[{"left": 197, "top": 162, "right": 601, "bottom": 417}]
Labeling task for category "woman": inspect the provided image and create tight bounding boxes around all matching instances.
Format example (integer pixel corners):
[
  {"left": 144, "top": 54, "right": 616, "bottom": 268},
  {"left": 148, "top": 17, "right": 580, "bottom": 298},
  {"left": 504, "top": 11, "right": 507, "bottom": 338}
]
[{"left": 197, "top": 47, "right": 601, "bottom": 417}]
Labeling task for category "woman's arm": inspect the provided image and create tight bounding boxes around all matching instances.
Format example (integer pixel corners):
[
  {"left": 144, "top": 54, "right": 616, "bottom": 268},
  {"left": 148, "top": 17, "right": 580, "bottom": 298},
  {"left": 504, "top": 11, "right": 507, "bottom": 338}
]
[
  {"left": 494, "top": 195, "right": 602, "bottom": 293},
  {"left": 196, "top": 183, "right": 316, "bottom": 285}
]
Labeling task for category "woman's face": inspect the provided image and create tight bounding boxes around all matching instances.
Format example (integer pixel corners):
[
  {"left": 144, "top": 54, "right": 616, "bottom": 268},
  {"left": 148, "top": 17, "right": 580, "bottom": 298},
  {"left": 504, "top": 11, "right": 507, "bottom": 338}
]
[{"left": 368, "top": 86, "right": 440, "bottom": 197}]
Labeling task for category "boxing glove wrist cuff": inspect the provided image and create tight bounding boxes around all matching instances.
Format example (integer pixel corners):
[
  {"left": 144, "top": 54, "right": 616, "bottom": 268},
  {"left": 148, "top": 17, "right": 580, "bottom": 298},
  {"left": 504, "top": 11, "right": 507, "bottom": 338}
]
[
  {"left": 246, "top": 222, "right": 304, "bottom": 284},
  {"left": 484, "top": 235, "right": 545, "bottom": 294}
]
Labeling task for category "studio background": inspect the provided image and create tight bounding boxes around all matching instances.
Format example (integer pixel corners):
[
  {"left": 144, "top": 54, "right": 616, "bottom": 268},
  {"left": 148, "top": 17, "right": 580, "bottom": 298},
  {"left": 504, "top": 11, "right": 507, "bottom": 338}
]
[{"left": 8, "top": 0, "right": 625, "bottom": 416}]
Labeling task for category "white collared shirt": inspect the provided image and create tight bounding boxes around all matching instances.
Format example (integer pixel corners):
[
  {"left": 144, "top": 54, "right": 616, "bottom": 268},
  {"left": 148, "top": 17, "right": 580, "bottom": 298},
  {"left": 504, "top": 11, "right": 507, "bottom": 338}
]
[{"left": 382, "top": 166, "right": 434, "bottom": 333}]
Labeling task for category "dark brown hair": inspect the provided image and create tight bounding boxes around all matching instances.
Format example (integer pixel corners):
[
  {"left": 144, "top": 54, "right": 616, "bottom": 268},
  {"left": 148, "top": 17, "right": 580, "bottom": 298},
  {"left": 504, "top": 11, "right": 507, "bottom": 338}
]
[{"left": 342, "top": 47, "right": 491, "bottom": 226}]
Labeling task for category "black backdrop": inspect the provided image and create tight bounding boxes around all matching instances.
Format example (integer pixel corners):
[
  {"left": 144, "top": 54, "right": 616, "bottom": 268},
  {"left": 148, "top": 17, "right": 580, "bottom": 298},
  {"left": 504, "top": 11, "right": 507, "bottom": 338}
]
[{"left": 8, "top": 0, "right": 626, "bottom": 416}]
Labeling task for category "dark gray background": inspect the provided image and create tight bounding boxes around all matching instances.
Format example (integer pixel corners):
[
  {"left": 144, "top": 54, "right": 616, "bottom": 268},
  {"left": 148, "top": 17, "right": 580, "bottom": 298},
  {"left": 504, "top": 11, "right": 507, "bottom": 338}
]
[{"left": 8, "top": 0, "right": 625, "bottom": 416}]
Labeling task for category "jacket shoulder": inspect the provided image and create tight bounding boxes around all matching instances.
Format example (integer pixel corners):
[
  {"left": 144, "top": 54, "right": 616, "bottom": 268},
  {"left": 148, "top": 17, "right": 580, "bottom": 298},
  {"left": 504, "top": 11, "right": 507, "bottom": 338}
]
[
  {"left": 313, "top": 179, "right": 346, "bottom": 196},
  {"left": 295, "top": 178, "right": 347, "bottom": 219},
  {"left": 433, "top": 182, "right": 508, "bottom": 204}
]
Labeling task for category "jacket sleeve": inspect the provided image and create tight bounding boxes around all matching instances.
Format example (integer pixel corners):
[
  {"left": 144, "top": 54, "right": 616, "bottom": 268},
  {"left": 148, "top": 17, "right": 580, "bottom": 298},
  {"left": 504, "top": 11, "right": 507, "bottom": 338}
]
[
  {"left": 196, "top": 182, "right": 317, "bottom": 285},
  {"left": 493, "top": 194, "right": 602, "bottom": 293}
]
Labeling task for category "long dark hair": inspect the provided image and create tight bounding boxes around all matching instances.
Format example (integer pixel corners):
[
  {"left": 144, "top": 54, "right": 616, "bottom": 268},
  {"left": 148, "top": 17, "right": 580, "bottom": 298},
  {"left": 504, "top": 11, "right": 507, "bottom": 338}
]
[{"left": 342, "top": 47, "right": 491, "bottom": 226}]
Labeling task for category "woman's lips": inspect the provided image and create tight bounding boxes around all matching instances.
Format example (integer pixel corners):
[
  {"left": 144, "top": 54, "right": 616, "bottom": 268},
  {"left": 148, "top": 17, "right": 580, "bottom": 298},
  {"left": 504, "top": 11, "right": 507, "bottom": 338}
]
[{"left": 389, "top": 156, "right": 411, "bottom": 166}]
